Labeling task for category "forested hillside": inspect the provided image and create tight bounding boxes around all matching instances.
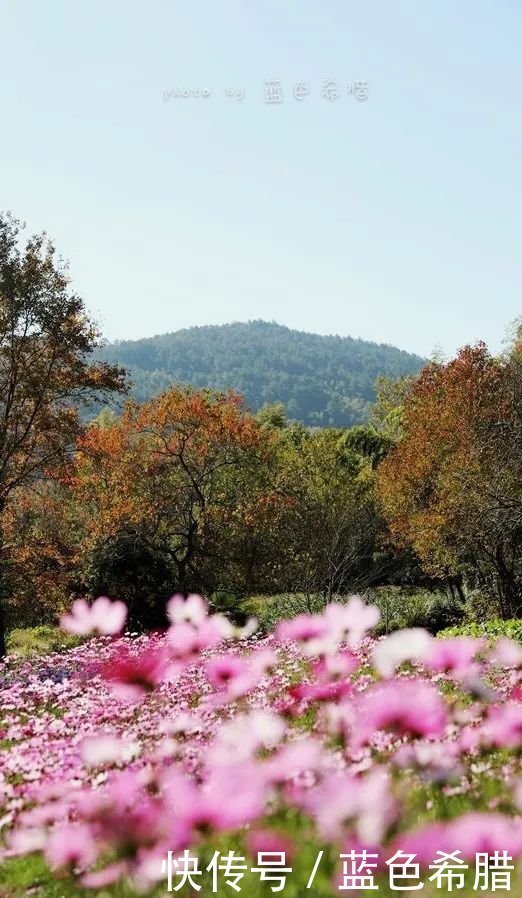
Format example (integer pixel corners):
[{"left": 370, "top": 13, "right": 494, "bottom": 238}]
[{"left": 97, "top": 320, "right": 424, "bottom": 426}]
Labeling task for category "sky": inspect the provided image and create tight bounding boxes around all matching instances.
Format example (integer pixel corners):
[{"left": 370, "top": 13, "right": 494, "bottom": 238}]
[{"left": 0, "top": 0, "right": 520, "bottom": 358}]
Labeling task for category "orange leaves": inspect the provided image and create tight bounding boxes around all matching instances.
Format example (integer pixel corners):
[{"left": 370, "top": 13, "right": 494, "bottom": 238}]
[
  {"left": 65, "top": 387, "right": 274, "bottom": 586},
  {"left": 377, "top": 344, "right": 509, "bottom": 576}
]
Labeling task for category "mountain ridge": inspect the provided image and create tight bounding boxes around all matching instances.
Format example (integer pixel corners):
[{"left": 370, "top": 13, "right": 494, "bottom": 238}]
[{"left": 98, "top": 320, "right": 425, "bottom": 427}]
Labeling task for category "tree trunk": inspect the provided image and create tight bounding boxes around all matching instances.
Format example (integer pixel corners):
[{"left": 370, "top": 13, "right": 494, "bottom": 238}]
[
  {"left": 0, "top": 598, "right": 5, "bottom": 659},
  {"left": 0, "top": 517, "right": 7, "bottom": 658}
]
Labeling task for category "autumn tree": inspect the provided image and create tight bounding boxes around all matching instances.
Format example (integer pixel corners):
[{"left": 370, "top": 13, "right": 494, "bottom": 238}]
[
  {"left": 0, "top": 213, "right": 126, "bottom": 653},
  {"left": 64, "top": 388, "right": 283, "bottom": 625},
  {"left": 377, "top": 343, "right": 522, "bottom": 617}
]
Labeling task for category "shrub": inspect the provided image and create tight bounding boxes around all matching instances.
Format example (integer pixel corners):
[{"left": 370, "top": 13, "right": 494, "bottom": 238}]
[
  {"left": 241, "top": 593, "right": 328, "bottom": 634},
  {"left": 439, "top": 619, "right": 522, "bottom": 641},
  {"left": 84, "top": 531, "right": 174, "bottom": 631},
  {"left": 209, "top": 592, "right": 248, "bottom": 625},
  {"left": 242, "top": 589, "right": 466, "bottom": 636},
  {"left": 366, "top": 587, "right": 465, "bottom": 635},
  {"left": 462, "top": 589, "right": 502, "bottom": 623},
  {"left": 6, "top": 626, "right": 84, "bottom": 658}
]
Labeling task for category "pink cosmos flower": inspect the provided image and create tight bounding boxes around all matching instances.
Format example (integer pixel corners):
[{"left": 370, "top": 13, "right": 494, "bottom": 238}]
[
  {"left": 60, "top": 596, "right": 127, "bottom": 636},
  {"left": 323, "top": 597, "right": 381, "bottom": 647},
  {"left": 166, "top": 593, "right": 208, "bottom": 626},
  {"left": 166, "top": 593, "right": 235, "bottom": 660},
  {"left": 166, "top": 621, "right": 207, "bottom": 661},
  {"left": 81, "top": 734, "right": 141, "bottom": 768},
  {"left": 276, "top": 599, "right": 379, "bottom": 655},
  {"left": 482, "top": 702, "right": 522, "bottom": 749},
  {"left": 449, "top": 812, "right": 522, "bottom": 858},
  {"left": 264, "top": 737, "right": 326, "bottom": 783},
  {"left": 159, "top": 712, "right": 203, "bottom": 737},
  {"left": 44, "top": 823, "right": 99, "bottom": 870},
  {"left": 351, "top": 679, "right": 448, "bottom": 749},
  {"left": 209, "top": 711, "right": 286, "bottom": 764},
  {"left": 205, "top": 654, "right": 255, "bottom": 697},
  {"left": 423, "top": 637, "right": 483, "bottom": 677},
  {"left": 489, "top": 638, "right": 522, "bottom": 669},
  {"left": 250, "top": 648, "right": 279, "bottom": 676},
  {"left": 392, "top": 821, "right": 452, "bottom": 865},
  {"left": 161, "top": 763, "right": 268, "bottom": 833},
  {"left": 456, "top": 723, "right": 482, "bottom": 754},
  {"left": 398, "top": 813, "right": 522, "bottom": 864},
  {"left": 303, "top": 767, "right": 398, "bottom": 843},
  {"left": 289, "top": 680, "right": 352, "bottom": 703},
  {"left": 8, "top": 827, "right": 46, "bottom": 855},
  {"left": 276, "top": 614, "right": 330, "bottom": 647},
  {"left": 311, "top": 649, "right": 358, "bottom": 680},
  {"left": 204, "top": 762, "right": 269, "bottom": 829}
]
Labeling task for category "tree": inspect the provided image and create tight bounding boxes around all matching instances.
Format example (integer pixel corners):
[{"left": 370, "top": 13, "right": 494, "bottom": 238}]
[
  {"left": 377, "top": 343, "right": 522, "bottom": 617},
  {"left": 370, "top": 374, "right": 416, "bottom": 441},
  {"left": 265, "top": 427, "right": 386, "bottom": 599},
  {"left": 0, "top": 213, "right": 126, "bottom": 653},
  {"left": 64, "top": 388, "right": 280, "bottom": 624}
]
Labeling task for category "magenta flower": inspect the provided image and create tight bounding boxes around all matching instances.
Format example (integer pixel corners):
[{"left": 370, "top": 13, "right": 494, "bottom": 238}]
[{"left": 100, "top": 646, "right": 168, "bottom": 700}]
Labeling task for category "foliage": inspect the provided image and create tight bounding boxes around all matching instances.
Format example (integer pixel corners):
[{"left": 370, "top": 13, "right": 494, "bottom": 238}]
[
  {"left": 241, "top": 593, "right": 329, "bottom": 634},
  {"left": 60, "top": 387, "right": 283, "bottom": 621},
  {"left": 0, "top": 212, "right": 127, "bottom": 653},
  {"left": 369, "top": 374, "right": 416, "bottom": 440},
  {"left": 367, "top": 587, "right": 465, "bottom": 635},
  {"left": 377, "top": 342, "right": 522, "bottom": 618},
  {"left": 439, "top": 619, "right": 522, "bottom": 641},
  {"left": 96, "top": 320, "right": 424, "bottom": 428},
  {"left": 6, "top": 625, "right": 84, "bottom": 657},
  {"left": 242, "top": 589, "right": 465, "bottom": 637},
  {"left": 5, "top": 395, "right": 408, "bottom": 629}
]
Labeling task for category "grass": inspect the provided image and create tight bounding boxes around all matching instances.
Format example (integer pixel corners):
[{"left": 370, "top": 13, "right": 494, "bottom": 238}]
[{"left": 5, "top": 626, "right": 84, "bottom": 659}]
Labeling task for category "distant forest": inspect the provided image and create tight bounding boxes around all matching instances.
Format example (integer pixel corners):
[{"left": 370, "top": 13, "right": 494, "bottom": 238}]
[{"left": 96, "top": 320, "right": 424, "bottom": 426}]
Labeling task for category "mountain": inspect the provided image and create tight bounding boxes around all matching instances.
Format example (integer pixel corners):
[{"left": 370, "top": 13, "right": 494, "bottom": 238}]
[{"left": 97, "top": 320, "right": 425, "bottom": 427}]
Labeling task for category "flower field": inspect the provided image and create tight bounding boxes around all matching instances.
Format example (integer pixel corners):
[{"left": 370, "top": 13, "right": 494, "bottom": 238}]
[{"left": 0, "top": 595, "right": 521, "bottom": 897}]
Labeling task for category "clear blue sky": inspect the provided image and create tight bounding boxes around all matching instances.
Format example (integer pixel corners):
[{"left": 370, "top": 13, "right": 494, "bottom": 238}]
[{"left": 0, "top": 0, "right": 520, "bottom": 357}]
